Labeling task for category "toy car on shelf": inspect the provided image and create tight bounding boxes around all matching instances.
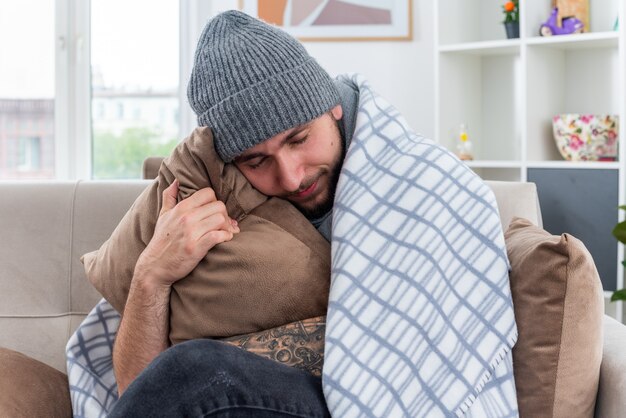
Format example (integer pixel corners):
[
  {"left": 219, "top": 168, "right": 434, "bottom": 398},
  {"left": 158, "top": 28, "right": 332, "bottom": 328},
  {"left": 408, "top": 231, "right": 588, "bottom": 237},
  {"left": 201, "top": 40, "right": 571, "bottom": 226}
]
[{"left": 540, "top": 7, "right": 584, "bottom": 36}]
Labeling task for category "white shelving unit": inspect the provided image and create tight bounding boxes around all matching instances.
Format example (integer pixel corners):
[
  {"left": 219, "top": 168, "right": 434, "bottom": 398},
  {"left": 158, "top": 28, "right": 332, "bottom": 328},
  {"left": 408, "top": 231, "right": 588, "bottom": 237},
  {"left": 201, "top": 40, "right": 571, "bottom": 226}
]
[{"left": 435, "top": 0, "right": 625, "bottom": 322}]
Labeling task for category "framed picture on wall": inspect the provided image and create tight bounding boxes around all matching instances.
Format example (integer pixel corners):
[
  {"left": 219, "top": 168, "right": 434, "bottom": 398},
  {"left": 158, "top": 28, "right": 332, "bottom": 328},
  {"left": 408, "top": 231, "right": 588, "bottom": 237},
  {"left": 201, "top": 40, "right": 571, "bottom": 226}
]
[{"left": 238, "top": 0, "right": 413, "bottom": 41}]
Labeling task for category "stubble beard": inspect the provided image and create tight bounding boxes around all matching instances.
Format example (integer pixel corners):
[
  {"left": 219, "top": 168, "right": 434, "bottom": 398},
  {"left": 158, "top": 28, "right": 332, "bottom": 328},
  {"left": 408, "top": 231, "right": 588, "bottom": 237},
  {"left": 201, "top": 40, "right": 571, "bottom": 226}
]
[{"left": 290, "top": 117, "right": 345, "bottom": 220}]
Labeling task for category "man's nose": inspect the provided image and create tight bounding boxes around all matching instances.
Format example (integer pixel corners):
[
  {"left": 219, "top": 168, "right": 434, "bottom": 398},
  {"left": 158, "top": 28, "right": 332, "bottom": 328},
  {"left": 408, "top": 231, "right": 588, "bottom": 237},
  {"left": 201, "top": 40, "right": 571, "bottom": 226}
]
[{"left": 276, "top": 154, "right": 303, "bottom": 193}]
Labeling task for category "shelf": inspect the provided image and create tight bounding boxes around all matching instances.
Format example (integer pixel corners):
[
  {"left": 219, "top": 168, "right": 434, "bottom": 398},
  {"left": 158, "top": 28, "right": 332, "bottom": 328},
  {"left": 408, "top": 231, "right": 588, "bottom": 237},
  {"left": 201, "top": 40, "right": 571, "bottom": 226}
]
[
  {"left": 465, "top": 161, "right": 620, "bottom": 171},
  {"left": 439, "top": 32, "right": 619, "bottom": 54},
  {"left": 439, "top": 39, "right": 520, "bottom": 56},
  {"left": 437, "top": 0, "right": 625, "bottom": 320},
  {"left": 525, "top": 31, "right": 619, "bottom": 50},
  {"left": 526, "top": 161, "right": 619, "bottom": 170},
  {"left": 456, "top": 160, "right": 618, "bottom": 170},
  {"left": 525, "top": 43, "right": 619, "bottom": 161},
  {"left": 463, "top": 160, "right": 522, "bottom": 168},
  {"left": 438, "top": 52, "right": 520, "bottom": 161}
]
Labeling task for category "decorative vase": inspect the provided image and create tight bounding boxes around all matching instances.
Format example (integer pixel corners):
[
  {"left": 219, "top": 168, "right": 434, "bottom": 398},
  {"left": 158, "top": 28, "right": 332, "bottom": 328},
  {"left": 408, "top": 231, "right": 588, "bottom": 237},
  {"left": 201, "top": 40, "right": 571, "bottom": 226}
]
[{"left": 504, "top": 21, "right": 520, "bottom": 39}]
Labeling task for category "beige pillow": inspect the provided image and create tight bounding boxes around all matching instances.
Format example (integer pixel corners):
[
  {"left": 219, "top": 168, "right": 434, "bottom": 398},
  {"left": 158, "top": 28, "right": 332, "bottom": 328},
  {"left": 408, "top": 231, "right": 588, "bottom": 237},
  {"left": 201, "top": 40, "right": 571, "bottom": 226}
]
[
  {"left": 82, "top": 127, "right": 331, "bottom": 343},
  {"left": 0, "top": 348, "right": 72, "bottom": 418},
  {"left": 505, "top": 217, "right": 603, "bottom": 418}
]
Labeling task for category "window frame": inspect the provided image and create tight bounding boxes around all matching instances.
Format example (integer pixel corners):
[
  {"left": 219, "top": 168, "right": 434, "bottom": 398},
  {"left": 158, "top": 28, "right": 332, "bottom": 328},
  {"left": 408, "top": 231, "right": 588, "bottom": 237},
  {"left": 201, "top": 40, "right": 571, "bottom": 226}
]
[{"left": 52, "top": 0, "right": 225, "bottom": 180}]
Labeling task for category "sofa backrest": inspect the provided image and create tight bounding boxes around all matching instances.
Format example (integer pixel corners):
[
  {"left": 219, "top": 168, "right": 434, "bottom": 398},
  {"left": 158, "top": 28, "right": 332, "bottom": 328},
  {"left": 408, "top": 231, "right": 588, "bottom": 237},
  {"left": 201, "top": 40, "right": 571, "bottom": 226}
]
[
  {"left": 0, "top": 179, "right": 541, "bottom": 372},
  {"left": 0, "top": 180, "right": 149, "bottom": 372}
]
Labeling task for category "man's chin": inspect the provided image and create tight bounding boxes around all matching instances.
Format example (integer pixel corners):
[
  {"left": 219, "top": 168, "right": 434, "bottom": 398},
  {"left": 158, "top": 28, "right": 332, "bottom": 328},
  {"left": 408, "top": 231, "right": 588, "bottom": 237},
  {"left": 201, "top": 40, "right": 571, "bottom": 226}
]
[{"left": 289, "top": 197, "right": 333, "bottom": 220}]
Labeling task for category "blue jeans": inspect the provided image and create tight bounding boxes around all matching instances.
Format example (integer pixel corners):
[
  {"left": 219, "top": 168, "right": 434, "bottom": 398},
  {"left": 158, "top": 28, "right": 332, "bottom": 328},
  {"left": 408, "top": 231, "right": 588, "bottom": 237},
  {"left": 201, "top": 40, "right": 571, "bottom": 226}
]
[{"left": 108, "top": 339, "right": 330, "bottom": 417}]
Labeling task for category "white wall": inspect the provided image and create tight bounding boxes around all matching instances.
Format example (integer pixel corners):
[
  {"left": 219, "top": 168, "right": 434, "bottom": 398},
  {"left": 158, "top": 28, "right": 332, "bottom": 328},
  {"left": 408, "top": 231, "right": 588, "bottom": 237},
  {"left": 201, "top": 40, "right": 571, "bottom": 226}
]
[{"left": 304, "top": 0, "right": 435, "bottom": 139}]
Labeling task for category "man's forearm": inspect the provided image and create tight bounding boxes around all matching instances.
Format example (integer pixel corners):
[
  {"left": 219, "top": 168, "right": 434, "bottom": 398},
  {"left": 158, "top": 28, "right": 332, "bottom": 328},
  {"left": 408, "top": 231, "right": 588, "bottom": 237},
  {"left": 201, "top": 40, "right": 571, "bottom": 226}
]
[
  {"left": 221, "top": 316, "right": 326, "bottom": 377},
  {"left": 111, "top": 181, "right": 239, "bottom": 396},
  {"left": 113, "top": 274, "right": 171, "bottom": 395}
]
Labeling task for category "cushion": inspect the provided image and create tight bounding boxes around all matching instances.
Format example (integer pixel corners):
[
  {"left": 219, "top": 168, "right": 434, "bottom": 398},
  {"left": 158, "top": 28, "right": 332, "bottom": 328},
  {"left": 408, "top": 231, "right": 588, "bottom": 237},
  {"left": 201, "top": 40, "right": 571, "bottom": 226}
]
[
  {"left": 82, "top": 127, "right": 331, "bottom": 343},
  {"left": 505, "top": 217, "right": 604, "bottom": 418},
  {"left": 0, "top": 347, "right": 72, "bottom": 417}
]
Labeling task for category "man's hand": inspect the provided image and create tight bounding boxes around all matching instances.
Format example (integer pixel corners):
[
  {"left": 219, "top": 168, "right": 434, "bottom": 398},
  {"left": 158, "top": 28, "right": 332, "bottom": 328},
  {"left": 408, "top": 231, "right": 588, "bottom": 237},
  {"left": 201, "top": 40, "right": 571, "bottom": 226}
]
[
  {"left": 134, "top": 179, "right": 240, "bottom": 287},
  {"left": 114, "top": 179, "right": 239, "bottom": 395}
]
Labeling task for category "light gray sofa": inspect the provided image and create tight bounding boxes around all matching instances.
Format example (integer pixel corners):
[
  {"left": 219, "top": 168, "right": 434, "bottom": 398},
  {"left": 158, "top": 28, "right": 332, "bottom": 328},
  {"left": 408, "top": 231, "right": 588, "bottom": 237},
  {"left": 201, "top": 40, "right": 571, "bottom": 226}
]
[{"left": 0, "top": 180, "right": 624, "bottom": 416}]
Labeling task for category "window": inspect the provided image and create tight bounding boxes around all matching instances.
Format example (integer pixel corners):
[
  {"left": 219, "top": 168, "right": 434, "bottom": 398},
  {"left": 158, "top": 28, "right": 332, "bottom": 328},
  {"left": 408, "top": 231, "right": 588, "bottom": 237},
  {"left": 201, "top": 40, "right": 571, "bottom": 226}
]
[
  {"left": 90, "top": 0, "right": 180, "bottom": 179},
  {"left": 0, "top": 0, "right": 55, "bottom": 179},
  {"left": 2, "top": 0, "right": 222, "bottom": 180}
]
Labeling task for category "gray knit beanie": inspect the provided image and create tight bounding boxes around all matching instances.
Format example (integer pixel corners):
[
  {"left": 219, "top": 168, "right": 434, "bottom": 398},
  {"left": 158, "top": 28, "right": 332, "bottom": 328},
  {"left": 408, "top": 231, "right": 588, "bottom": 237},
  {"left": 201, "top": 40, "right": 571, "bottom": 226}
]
[{"left": 187, "top": 10, "right": 340, "bottom": 162}]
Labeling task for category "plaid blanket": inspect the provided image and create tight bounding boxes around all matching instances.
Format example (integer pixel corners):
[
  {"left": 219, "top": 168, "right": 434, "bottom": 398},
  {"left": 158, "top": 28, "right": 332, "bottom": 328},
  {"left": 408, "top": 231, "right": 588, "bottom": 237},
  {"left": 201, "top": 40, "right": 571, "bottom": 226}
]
[
  {"left": 322, "top": 74, "right": 518, "bottom": 417},
  {"left": 66, "top": 75, "right": 518, "bottom": 417},
  {"left": 66, "top": 300, "right": 119, "bottom": 417}
]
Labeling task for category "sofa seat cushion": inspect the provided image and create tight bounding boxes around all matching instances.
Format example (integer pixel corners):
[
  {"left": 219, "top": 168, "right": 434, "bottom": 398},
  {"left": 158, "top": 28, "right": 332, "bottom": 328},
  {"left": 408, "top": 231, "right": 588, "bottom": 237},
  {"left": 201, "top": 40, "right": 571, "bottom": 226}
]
[
  {"left": 0, "top": 347, "right": 72, "bottom": 418},
  {"left": 505, "top": 217, "right": 604, "bottom": 418}
]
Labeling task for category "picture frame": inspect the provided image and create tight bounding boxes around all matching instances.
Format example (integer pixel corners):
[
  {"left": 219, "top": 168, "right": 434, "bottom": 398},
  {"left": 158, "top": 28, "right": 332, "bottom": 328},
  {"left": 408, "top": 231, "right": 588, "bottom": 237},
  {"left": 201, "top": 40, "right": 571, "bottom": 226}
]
[{"left": 238, "top": 0, "right": 413, "bottom": 42}]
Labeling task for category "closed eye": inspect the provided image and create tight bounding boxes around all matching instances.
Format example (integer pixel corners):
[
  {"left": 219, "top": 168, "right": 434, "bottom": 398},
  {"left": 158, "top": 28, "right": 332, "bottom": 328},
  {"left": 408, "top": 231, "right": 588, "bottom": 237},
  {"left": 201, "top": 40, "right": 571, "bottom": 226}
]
[
  {"left": 247, "top": 157, "right": 267, "bottom": 170},
  {"left": 290, "top": 134, "right": 308, "bottom": 146}
]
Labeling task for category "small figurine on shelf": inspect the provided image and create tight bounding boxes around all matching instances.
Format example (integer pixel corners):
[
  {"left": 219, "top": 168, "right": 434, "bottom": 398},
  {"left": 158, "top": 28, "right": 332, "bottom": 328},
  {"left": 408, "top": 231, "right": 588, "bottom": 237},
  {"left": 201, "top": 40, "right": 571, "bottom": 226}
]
[
  {"left": 540, "top": 7, "right": 584, "bottom": 36},
  {"left": 457, "top": 123, "right": 474, "bottom": 161}
]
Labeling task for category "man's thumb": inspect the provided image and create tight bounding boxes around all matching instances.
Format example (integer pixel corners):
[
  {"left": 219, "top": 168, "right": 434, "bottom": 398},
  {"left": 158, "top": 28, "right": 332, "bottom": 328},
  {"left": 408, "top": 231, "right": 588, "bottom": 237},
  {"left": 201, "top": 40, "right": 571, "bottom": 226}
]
[{"left": 161, "top": 179, "right": 179, "bottom": 214}]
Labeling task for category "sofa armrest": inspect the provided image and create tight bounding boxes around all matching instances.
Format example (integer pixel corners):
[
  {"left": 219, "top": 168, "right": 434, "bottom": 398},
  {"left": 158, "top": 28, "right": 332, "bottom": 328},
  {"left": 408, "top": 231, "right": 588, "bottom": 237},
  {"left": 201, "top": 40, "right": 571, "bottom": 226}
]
[
  {"left": 484, "top": 181, "right": 543, "bottom": 229},
  {"left": 595, "top": 314, "right": 626, "bottom": 417}
]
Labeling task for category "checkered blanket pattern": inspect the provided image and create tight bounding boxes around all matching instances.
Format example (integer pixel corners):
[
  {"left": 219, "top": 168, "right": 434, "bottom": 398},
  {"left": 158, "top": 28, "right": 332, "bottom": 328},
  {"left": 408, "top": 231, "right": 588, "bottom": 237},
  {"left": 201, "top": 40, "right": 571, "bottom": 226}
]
[
  {"left": 66, "top": 299, "right": 120, "bottom": 417},
  {"left": 66, "top": 74, "right": 518, "bottom": 418},
  {"left": 322, "top": 74, "right": 519, "bottom": 417}
]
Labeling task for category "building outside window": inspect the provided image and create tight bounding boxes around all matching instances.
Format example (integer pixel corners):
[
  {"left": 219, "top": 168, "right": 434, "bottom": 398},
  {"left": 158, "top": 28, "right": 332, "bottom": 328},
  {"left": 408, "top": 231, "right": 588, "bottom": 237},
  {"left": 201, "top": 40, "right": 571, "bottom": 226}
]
[{"left": 18, "top": 137, "right": 42, "bottom": 172}]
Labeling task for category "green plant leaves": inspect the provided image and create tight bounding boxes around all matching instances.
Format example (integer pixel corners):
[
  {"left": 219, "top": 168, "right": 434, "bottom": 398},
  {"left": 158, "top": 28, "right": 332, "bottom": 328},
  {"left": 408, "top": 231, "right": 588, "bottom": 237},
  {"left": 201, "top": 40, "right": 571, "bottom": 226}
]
[
  {"left": 611, "top": 289, "right": 626, "bottom": 302},
  {"left": 612, "top": 221, "right": 626, "bottom": 244},
  {"left": 611, "top": 206, "right": 626, "bottom": 302},
  {"left": 612, "top": 206, "right": 626, "bottom": 244}
]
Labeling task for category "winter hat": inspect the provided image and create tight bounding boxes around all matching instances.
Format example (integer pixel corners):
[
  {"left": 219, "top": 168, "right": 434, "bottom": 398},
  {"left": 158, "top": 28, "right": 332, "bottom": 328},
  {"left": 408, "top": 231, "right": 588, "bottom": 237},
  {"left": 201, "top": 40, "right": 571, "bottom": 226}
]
[{"left": 187, "top": 10, "right": 340, "bottom": 162}]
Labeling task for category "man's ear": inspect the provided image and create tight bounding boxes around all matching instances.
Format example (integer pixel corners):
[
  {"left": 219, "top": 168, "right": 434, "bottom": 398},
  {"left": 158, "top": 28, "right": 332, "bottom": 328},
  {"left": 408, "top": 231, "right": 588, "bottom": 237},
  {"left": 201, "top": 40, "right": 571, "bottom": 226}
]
[{"left": 331, "top": 105, "right": 343, "bottom": 120}]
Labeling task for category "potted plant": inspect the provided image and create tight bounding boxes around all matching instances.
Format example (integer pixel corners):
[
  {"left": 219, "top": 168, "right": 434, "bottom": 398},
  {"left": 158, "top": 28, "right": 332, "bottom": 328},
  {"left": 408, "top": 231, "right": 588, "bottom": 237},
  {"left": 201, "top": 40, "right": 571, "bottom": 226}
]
[
  {"left": 611, "top": 208, "right": 626, "bottom": 301},
  {"left": 502, "top": 1, "right": 519, "bottom": 39}
]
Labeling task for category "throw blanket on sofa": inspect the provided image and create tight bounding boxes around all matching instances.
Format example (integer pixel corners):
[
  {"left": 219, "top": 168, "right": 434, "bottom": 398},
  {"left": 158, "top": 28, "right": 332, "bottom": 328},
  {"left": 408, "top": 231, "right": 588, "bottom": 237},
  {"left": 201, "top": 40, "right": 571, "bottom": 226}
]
[
  {"left": 66, "top": 300, "right": 119, "bottom": 417},
  {"left": 322, "top": 74, "right": 519, "bottom": 417},
  {"left": 67, "top": 74, "right": 518, "bottom": 417}
]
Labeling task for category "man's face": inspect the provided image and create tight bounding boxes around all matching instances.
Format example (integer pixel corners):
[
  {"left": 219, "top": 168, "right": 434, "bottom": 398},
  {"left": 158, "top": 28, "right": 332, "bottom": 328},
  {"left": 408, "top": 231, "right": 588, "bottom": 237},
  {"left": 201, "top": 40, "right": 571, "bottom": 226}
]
[{"left": 234, "top": 105, "right": 344, "bottom": 219}]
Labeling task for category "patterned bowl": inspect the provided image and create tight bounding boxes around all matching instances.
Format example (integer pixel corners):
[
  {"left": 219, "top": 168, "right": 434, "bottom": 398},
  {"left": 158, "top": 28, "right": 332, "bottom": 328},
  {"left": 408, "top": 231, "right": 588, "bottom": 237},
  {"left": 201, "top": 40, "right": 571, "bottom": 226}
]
[{"left": 552, "top": 114, "right": 619, "bottom": 161}]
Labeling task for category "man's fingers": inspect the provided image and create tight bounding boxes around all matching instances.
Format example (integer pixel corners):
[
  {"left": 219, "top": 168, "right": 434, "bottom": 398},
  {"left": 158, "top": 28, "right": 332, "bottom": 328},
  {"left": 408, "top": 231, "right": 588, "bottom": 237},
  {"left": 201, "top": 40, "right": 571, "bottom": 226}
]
[
  {"left": 183, "top": 200, "right": 240, "bottom": 233},
  {"left": 180, "top": 187, "right": 217, "bottom": 210},
  {"left": 190, "top": 212, "right": 240, "bottom": 242},
  {"left": 230, "top": 218, "right": 240, "bottom": 233},
  {"left": 198, "top": 229, "right": 236, "bottom": 251},
  {"left": 160, "top": 179, "right": 179, "bottom": 215}
]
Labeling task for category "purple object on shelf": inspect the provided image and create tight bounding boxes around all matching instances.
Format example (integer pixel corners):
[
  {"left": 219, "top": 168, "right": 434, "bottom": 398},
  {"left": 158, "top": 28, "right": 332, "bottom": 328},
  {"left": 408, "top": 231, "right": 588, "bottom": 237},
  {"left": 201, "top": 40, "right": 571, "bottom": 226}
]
[{"left": 540, "top": 7, "right": 584, "bottom": 36}]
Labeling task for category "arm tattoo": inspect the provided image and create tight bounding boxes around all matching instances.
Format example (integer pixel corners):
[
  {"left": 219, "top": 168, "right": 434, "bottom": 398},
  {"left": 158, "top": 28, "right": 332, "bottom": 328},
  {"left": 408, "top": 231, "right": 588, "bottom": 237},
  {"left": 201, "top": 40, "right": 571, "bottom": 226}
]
[{"left": 221, "top": 316, "right": 326, "bottom": 377}]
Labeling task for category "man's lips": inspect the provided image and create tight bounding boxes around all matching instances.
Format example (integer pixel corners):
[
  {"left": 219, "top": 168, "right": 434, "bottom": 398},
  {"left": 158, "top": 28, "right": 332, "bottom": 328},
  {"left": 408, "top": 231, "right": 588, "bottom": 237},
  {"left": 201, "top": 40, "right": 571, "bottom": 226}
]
[{"left": 294, "top": 180, "right": 318, "bottom": 199}]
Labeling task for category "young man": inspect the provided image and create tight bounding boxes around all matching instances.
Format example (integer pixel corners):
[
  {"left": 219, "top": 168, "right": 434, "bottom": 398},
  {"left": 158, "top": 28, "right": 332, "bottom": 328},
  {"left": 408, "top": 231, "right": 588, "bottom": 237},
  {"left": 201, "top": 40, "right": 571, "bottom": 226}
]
[
  {"left": 106, "top": 8, "right": 519, "bottom": 417},
  {"left": 109, "top": 10, "right": 357, "bottom": 417}
]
